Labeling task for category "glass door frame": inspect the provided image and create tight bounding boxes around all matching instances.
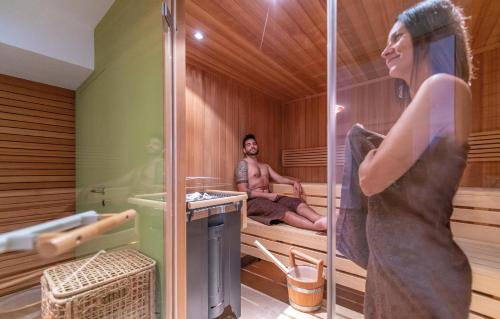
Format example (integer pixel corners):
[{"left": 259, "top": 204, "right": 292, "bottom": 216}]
[
  {"left": 162, "top": 0, "right": 187, "bottom": 318},
  {"left": 326, "top": 0, "right": 338, "bottom": 318}
]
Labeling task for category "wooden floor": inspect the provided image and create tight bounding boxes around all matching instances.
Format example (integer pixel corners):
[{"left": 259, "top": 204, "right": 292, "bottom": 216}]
[
  {"left": 240, "top": 259, "right": 364, "bottom": 317},
  {"left": 241, "top": 285, "right": 362, "bottom": 319}
]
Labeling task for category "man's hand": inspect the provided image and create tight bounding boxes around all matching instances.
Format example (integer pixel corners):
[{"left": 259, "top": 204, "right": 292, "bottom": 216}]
[
  {"left": 292, "top": 181, "right": 303, "bottom": 196},
  {"left": 268, "top": 193, "right": 280, "bottom": 202}
]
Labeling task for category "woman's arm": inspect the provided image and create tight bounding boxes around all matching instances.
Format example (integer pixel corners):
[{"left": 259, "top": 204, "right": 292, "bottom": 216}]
[{"left": 358, "top": 74, "right": 471, "bottom": 196}]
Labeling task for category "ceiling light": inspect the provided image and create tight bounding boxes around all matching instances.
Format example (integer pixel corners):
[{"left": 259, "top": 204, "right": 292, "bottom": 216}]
[
  {"left": 193, "top": 31, "right": 204, "bottom": 40},
  {"left": 336, "top": 105, "right": 345, "bottom": 114}
]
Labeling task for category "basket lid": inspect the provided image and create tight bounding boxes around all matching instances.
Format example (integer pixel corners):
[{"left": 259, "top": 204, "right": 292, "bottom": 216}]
[{"left": 43, "top": 249, "right": 155, "bottom": 299}]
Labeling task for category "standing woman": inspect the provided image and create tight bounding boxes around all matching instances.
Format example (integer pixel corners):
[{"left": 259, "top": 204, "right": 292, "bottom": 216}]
[{"left": 357, "top": 0, "right": 473, "bottom": 318}]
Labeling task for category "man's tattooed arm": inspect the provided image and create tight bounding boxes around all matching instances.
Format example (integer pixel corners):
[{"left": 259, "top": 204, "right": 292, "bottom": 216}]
[
  {"left": 235, "top": 160, "right": 248, "bottom": 184},
  {"left": 235, "top": 160, "right": 252, "bottom": 199}
]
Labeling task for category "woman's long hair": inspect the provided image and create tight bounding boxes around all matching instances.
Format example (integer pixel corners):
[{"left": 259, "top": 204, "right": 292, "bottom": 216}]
[{"left": 395, "top": 0, "right": 473, "bottom": 100}]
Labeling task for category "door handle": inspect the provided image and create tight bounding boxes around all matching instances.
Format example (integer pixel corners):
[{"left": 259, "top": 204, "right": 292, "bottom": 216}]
[{"left": 90, "top": 186, "right": 105, "bottom": 195}]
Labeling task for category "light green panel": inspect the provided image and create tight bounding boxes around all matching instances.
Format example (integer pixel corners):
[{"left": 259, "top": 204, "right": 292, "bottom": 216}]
[{"left": 75, "top": 0, "right": 165, "bottom": 317}]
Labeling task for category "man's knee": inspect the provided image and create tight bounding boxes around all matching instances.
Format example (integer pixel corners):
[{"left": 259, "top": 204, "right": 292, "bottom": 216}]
[
  {"left": 297, "top": 202, "right": 313, "bottom": 211},
  {"left": 280, "top": 210, "right": 297, "bottom": 220},
  {"left": 297, "top": 202, "right": 308, "bottom": 209}
]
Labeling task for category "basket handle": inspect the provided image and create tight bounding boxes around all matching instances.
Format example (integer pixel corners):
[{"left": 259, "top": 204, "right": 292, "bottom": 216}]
[
  {"left": 289, "top": 247, "right": 324, "bottom": 283},
  {"left": 36, "top": 209, "right": 136, "bottom": 258}
]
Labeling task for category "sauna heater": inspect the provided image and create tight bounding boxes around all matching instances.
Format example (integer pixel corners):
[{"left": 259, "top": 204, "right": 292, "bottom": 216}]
[
  {"left": 128, "top": 188, "right": 244, "bottom": 319},
  {"left": 185, "top": 192, "right": 243, "bottom": 319}
]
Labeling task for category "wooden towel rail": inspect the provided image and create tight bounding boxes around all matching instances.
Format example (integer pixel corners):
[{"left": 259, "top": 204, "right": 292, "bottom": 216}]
[
  {"left": 0, "top": 210, "right": 135, "bottom": 258},
  {"left": 36, "top": 210, "right": 136, "bottom": 258}
]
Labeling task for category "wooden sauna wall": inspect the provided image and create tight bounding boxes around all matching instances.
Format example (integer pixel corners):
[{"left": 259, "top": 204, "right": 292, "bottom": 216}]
[
  {"left": 462, "top": 47, "right": 500, "bottom": 187},
  {"left": 282, "top": 78, "right": 405, "bottom": 183},
  {"left": 0, "top": 74, "right": 75, "bottom": 295},
  {"left": 186, "top": 64, "right": 283, "bottom": 184},
  {"left": 282, "top": 47, "right": 500, "bottom": 187}
]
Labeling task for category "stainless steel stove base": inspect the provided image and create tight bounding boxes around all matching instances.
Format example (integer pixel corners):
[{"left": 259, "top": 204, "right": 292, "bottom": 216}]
[{"left": 187, "top": 206, "right": 241, "bottom": 319}]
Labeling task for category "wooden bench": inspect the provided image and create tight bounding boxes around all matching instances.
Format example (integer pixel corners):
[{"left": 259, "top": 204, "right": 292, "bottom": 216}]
[{"left": 241, "top": 183, "right": 500, "bottom": 319}]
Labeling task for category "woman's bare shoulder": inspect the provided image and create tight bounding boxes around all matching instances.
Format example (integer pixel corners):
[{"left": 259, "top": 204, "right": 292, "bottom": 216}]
[{"left": 420, "top": 73, "right": 471, "bottom": 98}]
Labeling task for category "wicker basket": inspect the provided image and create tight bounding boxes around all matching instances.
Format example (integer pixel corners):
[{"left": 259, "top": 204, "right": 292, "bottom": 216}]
[{"left": 41, "top": 249, "right": 156, "bottom": 319}]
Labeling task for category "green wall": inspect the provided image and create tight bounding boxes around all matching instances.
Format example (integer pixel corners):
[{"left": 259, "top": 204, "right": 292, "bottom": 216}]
[{"left": 76, "top": 0, "right": 165, "bottom": 316}]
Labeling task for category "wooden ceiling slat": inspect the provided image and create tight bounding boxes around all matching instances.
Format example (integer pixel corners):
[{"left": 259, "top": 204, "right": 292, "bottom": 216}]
[
  {"left": 486, "top": 19, "right": 500, "bottom": 48},
  {"left": 473, "top": 1, "right": 500, "bottom": 49},
  {"left": 218, "top": 0, "right": 325, "bottom": 86},
  {"left": 298, "top": 0, "right": 327, "bottom": 39},
  {"left": 187, "top": 45, "right": 295, "bottom": 100},
  {"left": 188, "top": 1, "right": 308, "bottom": 82},
  {"left": 254, "top": 5, "right": 326, "bottom": 87},
  {"left": 187, "top": 0, "right": 500, "bottom": 101},
  {"left": 192, "top": 0, "right": 263, "bottom": 47},
  {"left": 338, "top": 0, "right": 388, "bottom": 81},
  {"left": 263, "top": 0, "right": 326, "bottom": 64},
  {"left": 337, "top": 36, "right": 369, "bottom": 83},
  {"left": 187, "top": 1, "right": 317, "bottom": 99}
]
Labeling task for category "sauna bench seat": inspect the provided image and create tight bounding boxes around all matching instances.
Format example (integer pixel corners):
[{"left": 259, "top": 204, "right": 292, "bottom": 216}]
[{"left": 241, "top": 183, "right": 500, "bottom": 319}]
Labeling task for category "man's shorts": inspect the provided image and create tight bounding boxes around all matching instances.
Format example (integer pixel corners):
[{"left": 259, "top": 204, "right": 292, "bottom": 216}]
[{"left": 247, "top": 195, "right": 304, "bottom": 225}]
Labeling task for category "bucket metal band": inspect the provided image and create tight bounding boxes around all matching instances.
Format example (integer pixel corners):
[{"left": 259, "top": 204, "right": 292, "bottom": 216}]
[
  {"left": 287, "top": 283, "right": 323, "bottom": 294},
  {"left": 289, "top": 299, "right": 321, "bottom": 312}
]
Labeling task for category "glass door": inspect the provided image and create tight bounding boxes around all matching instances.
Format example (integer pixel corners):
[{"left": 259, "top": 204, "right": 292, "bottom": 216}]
[{"left": 75, "top": 1, "right": 181, "bottom": 318}]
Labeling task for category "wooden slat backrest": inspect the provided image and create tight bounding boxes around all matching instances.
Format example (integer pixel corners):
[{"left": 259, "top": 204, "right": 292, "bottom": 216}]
[
  {"left": 468, "top": 130, "right": 500, "bottom": 162},
  {"left": 282, "top": 130, "right": 500, "bottom": 170},
  {"left": 282, "top": 146, "right": 345, "bottom": 167}
]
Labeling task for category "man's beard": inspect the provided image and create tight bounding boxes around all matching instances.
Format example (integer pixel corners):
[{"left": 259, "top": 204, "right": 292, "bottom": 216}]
[{"left": 246, "top": 149, "right": 259, "bottom": 156}]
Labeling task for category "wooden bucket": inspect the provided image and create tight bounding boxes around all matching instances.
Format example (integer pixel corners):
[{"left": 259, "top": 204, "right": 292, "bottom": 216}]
[{"left": 286, "top": 248, "right": 324, "bottom": 313}]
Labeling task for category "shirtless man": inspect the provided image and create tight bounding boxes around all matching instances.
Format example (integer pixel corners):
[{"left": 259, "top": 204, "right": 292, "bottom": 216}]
[{"left": 234, "top": 134, "right": 327, "bottom": 231}]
